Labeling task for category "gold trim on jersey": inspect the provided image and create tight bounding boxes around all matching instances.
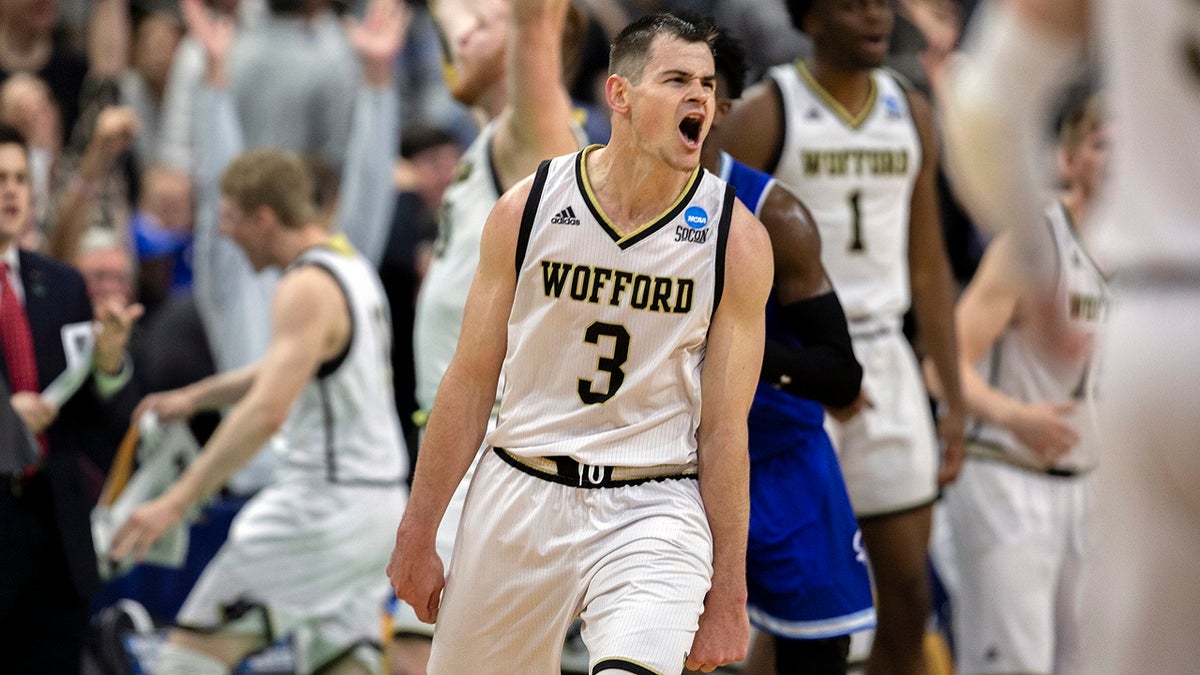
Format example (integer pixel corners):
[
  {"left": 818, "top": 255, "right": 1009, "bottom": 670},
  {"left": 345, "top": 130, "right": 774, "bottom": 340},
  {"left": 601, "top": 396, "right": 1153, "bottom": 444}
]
[
  {"left": 575, "top": 144, "right": 701, "bottom": 245},
  {"left": 794, "top": 60, "right": 878, "bottom": 130},
  {"left": 1056, "top": 200, "right": 1111, "bottom": 282}
]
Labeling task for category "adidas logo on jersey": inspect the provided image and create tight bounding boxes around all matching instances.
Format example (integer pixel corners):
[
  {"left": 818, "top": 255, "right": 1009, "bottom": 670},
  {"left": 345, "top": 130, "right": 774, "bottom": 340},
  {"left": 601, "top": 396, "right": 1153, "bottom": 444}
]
[{"left": 551, "top": 206, "right": 581, "bottom": 226}]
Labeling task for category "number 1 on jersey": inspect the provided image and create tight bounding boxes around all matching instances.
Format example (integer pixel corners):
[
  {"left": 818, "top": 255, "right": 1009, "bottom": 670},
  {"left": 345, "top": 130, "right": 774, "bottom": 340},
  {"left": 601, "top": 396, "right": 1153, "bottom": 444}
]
[
  {"left": 847, "top": 190, "right": 866, "bottom": 253},
  {"left": 578, "top": 321, "right": 629, "bottom": 405}
]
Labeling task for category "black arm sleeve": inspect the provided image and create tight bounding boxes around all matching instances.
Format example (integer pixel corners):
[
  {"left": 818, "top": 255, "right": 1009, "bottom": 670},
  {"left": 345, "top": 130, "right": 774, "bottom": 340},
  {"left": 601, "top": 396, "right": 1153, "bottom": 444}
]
[{"left": 760, "top": 291, "right": 863, "bottom": 408}]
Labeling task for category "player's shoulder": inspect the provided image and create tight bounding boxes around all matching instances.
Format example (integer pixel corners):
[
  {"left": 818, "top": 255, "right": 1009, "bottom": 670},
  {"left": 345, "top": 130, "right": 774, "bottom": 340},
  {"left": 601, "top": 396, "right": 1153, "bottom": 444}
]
[{"left": 727, "top": 197, "right": 774, "bottom": 260}]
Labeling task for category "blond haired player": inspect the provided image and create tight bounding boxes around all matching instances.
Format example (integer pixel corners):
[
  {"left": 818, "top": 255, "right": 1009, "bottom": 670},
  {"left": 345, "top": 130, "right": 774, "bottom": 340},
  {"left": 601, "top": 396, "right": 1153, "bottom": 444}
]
[{"left": 940, "top": 1, "right": 1200, "bottom": 672}]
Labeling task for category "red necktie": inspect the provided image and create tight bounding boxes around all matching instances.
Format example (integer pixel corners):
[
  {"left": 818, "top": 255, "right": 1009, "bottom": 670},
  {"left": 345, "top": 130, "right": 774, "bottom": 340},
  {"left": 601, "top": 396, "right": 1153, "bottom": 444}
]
[{"left": 0, "top": 261, "right": 45, "bottom": 457}]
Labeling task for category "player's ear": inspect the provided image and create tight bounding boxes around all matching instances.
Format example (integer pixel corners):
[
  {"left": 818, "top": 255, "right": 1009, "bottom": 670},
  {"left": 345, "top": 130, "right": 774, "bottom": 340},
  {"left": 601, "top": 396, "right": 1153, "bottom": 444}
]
[
  {"left": 254, "top": 204, "right": 279, "bottom": 229},
  {"left": 606, "top": 74, "right": 632, "bottom": 115}
]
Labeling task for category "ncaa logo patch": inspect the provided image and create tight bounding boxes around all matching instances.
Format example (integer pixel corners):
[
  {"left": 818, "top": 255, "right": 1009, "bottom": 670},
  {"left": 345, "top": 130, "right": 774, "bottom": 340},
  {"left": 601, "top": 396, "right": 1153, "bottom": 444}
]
[
  {"left": 884, "top": 95, "right": 903, "bottom": 119},
  {"left": 676, "top": 206, "right": 710, "bottom": 244}
]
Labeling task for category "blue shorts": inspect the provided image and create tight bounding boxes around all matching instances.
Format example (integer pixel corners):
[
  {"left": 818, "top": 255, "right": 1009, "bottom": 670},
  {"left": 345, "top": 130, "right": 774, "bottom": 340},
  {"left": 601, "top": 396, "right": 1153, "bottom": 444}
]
[{"left": 746, "top": 412, "right": 876, "bottom": 639}]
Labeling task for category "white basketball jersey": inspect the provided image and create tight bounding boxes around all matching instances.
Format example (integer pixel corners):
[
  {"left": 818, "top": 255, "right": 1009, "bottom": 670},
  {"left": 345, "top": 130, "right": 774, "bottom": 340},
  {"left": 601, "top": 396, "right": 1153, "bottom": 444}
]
[
  {"left": 768, "top": 62, "right": 921, "bottom": 325},
  {"left": 414, "top": 121, "right": 588, "bottom": 412},
  {"left": 486, "top": 146, "right": 734, "bottom": 467},
  {"left": 280, "top": 237, "right": 408, "bottom": 484},
  {"left": 970, "top": 202, "right": 1109, "bottom": 472},
  {"left": 1092, "top": 0, "right": 1200, "bottom": 274},
  {"left": 414, "top": 123, "right": 503, "bottom": 412}
]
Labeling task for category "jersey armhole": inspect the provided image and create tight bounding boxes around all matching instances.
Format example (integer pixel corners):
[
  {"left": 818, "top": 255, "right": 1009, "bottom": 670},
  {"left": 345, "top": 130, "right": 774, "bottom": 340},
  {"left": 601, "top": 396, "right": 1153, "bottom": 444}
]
[
  {"left": 711, "top": 182, "right": 737, "bottom": 317},
  {"left": 292, "top": 261, "right": 355, "bottom": 379},
  {"left": 515, "top": 159, "right": 552, "bottom": 275},
  {"left": 764, "top": 78, "right": 787, "bottom": 176}
]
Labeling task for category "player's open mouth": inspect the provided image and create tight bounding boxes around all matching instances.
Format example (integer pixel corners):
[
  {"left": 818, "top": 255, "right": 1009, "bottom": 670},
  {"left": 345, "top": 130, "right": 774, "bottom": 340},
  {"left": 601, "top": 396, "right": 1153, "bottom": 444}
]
[{"left": 679, "top": 114, "right": 703, "bottom": 148}]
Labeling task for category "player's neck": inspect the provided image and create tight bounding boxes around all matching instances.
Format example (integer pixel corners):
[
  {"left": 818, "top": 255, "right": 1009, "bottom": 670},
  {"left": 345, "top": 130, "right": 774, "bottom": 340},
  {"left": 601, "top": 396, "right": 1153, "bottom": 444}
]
[
  {"left": 477, "top": 80, "right": 508, "bottom": 123},
  {"left": 805, "top": 56, "right": 874, "bottom": 114},
  {"left": 277, "top": 225, "right": 331, "bottom": 267},
  {"left": 1060, "top": 187, "right": 1092, "bottom": 234},
  {"left": 585, "top": 143, "right": 696, "bottom": 236}
]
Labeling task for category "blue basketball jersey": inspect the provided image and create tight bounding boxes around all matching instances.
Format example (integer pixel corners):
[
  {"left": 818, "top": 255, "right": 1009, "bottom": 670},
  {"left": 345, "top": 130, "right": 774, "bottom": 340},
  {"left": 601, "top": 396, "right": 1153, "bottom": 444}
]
[{"left": 720, "top": 151, "right": 875, "bottom": 638}]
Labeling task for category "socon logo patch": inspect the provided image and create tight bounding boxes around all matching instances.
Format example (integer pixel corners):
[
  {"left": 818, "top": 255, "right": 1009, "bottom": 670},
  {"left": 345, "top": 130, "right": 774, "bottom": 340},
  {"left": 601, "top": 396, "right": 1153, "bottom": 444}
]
[{"left": 684, "top": 206, "right": 708, "bottom": 229}]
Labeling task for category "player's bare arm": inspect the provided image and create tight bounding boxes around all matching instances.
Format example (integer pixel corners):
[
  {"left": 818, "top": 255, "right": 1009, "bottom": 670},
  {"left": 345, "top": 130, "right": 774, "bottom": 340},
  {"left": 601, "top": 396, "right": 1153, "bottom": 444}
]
[
  {"left": 930, "top": 234, "right": 1079, "bottom": 465},
  {"left": 492, "top": 0, "right": 580, "bottom": 189},
  {"left": 904, "top": 88, "right": 966, "bottom": 486},
  {"left": 710, "top": 80, "right": 784, "bottom": 173},
  {"left": 110, "top": 268, "right": 350, "bottom": 562},
  {"left": 938, "top": 0, "right": 1084, "bottom": 245},
  {"left": 133, "top": 363, "right": 260, "bottom": 424},
  {"left": 686, "top": 202, "right": 773, "bottom": 673},
  {"left": 758, "top": 183, "right": 865, "bottom": 415},
  {"left": 387, "top": 176, "right": 527, "bottom": 623}
]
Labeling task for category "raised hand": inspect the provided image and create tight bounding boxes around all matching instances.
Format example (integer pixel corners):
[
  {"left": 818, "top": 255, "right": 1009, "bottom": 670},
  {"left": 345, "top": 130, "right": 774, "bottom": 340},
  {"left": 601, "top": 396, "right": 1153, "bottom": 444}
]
[
  {"left": 345, "top": 0, "right": 412, "bottom": 86},
  {"left": 93, "top": 295, "right": 144, "bottom": 374},
  {"left": 182, "top": 0, "right": 236, "bottom": 83},
  {"left": 91, "top": 106, "right": 140, "bottom": 163}
]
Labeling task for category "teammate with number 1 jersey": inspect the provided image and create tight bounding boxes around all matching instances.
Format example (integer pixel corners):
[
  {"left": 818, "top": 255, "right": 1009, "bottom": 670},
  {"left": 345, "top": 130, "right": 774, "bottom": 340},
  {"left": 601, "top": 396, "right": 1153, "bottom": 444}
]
[{"left": 715, "top": 2, "right": 966, "bottom": 672}]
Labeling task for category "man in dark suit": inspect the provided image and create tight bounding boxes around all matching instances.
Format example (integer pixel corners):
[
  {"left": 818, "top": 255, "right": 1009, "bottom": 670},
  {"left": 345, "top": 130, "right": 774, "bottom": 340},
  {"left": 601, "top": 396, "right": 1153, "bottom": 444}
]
[{"left": 0, "top": 124, "right": 141, "bottom": 674}]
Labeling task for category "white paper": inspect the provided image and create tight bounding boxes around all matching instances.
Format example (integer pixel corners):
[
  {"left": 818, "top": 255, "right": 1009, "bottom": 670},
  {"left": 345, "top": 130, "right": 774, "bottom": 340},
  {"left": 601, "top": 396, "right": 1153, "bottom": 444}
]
[
  {"left": 92, "top": 417, "right": 202, "bottom": 578},
  {"left": 40, "top": 322, "right": 95, "bottom": 408}
]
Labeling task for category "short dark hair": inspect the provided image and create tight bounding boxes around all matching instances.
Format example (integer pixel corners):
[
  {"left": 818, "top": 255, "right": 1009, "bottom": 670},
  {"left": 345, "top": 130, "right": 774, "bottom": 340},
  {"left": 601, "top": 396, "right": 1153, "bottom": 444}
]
[
  {"left": 609, "top": 13, "right": 717, "bottom": 82},
  {"left": 0, "top": 124, "right": 28, "bottom": 152},
  {"left": 711, "top": 23, "right": 748, "bottom": 100},
  {"left": 785, "top": 0, "right": 815, "bottom": 33},
  {"left": 400, "top": 125, "right": 460, "bottom": 160}
]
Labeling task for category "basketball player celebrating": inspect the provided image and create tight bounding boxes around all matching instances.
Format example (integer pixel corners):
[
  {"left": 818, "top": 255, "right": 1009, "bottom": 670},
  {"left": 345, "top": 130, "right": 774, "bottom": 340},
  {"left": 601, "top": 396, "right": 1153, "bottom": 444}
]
[
  {"left": 699, "top": 23, "right": 875, "bottom": 675},
  {"left": 112, "top": 150, "right": 408, "bottom": 675},
  {"left": 715, "top": 1, "right": 966, "bottom": 673},
  {"left": 388, "top": 14, "right": 772, "bottom": 675},
  {"left": 940, "top": 1, "right": 1200, "bottom": 672}
]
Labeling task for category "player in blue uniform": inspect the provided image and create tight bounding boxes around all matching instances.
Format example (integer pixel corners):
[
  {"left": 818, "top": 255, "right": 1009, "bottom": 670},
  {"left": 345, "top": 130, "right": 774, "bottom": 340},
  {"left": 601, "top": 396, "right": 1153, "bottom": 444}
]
[{"left": 700, "top": 23, "right": 874, "bottom": 675}]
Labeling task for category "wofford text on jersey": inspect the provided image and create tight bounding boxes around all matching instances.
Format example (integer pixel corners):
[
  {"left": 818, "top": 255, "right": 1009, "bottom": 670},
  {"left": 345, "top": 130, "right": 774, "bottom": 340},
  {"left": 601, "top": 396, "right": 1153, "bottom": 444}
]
[
  {"left": 801, "top": 148, "right": 910, "bottom": 177},
  {"left": 540, "top": 259, "right": 694, "bottom": 314}
]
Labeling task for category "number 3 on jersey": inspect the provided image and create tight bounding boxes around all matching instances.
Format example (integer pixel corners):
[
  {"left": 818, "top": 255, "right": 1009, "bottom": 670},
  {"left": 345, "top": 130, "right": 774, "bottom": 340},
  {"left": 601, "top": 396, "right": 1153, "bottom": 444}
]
[{"left": 578, "top": 321, "right": 629, "bottom": 404}]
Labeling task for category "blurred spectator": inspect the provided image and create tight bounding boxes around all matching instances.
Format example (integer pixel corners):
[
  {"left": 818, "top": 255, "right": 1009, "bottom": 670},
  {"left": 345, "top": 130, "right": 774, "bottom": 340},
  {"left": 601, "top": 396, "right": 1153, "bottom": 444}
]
[
  {"left": 0, "top": 122, "right": 141, "bottom": 675},
  {"left": 0, "top": 0, "right": 89, "bottom": 146},
  {"left": 73, "top": 227, "right": 136, "bottom": 306},
  {"left": 131, "top": 165, "right": 194, "bottom": 311},
  {"left": 159, "top": 0, "right": 361, "bottom": 174},
  {"left": 714, "top": 0, "right": 811, "bottom": 83},
  {"left": 120, "top": 8, "right": 184, "bottom": 173},
  {"left": 0, "top": 72, "right": 61, "bottom": 231}
]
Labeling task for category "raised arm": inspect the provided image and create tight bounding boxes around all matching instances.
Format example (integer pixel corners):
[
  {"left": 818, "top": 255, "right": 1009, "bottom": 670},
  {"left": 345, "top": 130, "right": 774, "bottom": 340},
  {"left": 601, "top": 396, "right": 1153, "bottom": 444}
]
[
  {"left": 387, "top": 174, "right": 529, "bottom": 623},
  {"left": 686, "top": 202, "right": 773, "bottom": 673},
  {"left": 491, "top": 0, "right": 581, "bottom": 189},
  {"left": 938, "top": 0, "right": 1086, "bottom": 267},
  {"left": 111, "top": 265, "right": 350, "bottom": 561},
  {"left": 338, "top": 0, "right": 409, "bottom": 266},
  {"left": 756, "top": 182, "right": 863, "bottom": 409},
  {"left": 47, "top": 106, "right": 138, "bottom": 261},
  {"left": 905, "top": 89, "right": 965, "bottom": 486},
  {"left": 185, "top": 0, "right": 270, "bottom": 371}
]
